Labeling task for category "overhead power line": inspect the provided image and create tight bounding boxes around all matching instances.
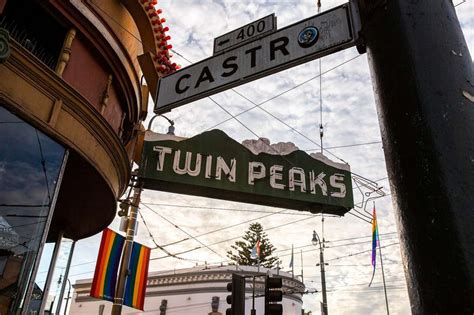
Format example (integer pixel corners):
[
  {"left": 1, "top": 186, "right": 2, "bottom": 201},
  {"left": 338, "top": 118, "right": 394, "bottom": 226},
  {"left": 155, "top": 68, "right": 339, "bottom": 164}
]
[
  {"left": 275, "top": 235, "right": 398, "bottom": 255},
  {"left": 141, "top": 203, "right": 226, "bottom": 260},
  {"left": 148, "top": 210, "right": 320, "bottom": 261},
  {"left": 206, "top": 54, "right": 361, "bottom": 133},
  {"left": 160, "top": 208, "right": 287, "bottom": 247},
  {"left": 137, "top": 209, "right": 203, "bottom": 264},
  {"left": 326, "top": 242, "right": 400, "bottom": 262},
  {"left": 305, "top": 141, "right": 382, "bottom": 151},
  {"left": 141, "top": 202, "right": 312, "bottom": 216}
]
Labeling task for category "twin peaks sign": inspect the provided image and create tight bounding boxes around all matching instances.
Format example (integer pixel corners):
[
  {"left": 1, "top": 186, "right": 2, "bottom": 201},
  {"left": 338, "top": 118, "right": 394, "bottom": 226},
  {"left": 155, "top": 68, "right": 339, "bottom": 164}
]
[{"left": 139, "top": 130, "right": 353, "bottom": 215}]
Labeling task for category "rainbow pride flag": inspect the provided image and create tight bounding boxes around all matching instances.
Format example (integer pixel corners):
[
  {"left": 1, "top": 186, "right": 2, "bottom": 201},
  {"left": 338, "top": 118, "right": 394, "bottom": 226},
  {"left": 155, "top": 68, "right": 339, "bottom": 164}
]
[
  {"left": 90, "top": 229, "right": 125, "bottom": 302},
  {"left": 368, "top": 205, "right": 380, "bottom": 286},
  {"left": 371, "top": 205, "right": 379, "bottom": 268},
  {"left": 124, "top": 242, "right": 151, "bottom": 310}
]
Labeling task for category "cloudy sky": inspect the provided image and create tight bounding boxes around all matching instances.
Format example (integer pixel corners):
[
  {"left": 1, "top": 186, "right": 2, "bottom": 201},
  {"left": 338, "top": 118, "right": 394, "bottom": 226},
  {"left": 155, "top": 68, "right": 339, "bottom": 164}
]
[{"left": 40, "top": 1, "right": 473, "bottom": 314}]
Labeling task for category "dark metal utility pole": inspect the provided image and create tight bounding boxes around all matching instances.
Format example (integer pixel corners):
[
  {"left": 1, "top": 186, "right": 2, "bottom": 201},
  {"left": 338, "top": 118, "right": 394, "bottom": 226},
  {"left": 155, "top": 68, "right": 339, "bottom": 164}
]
[
  {"left": 312, "top": 231, "right": 327, "bottom": 315},
  {"left": 112, "top": 180, "right": 142, "bottom": 315},
  {"left": 357, "top": 0, "right": 474, "bottom": 313}
]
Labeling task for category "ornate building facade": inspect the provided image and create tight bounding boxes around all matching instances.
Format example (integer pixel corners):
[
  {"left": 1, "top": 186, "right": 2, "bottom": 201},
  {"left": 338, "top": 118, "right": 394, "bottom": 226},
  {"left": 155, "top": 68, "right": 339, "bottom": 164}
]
[{"left": 71, "top": 266, "right": 305, "bottom": 315}]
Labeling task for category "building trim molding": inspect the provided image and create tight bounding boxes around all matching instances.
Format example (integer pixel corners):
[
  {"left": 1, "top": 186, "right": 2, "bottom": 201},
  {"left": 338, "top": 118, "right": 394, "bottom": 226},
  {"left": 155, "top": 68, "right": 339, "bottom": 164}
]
[
  {"left": 0, "top": 40, "right": 130, "bottom": 197},
  {"left": 73, "top": 268, "right": 305, "bottom": 305}
]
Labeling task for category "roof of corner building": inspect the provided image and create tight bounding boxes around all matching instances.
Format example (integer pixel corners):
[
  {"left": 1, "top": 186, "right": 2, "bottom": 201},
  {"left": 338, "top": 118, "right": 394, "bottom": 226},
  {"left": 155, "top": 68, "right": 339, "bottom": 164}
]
[{"left": 74, "top": 265, "right": 304, "bottom": 288}]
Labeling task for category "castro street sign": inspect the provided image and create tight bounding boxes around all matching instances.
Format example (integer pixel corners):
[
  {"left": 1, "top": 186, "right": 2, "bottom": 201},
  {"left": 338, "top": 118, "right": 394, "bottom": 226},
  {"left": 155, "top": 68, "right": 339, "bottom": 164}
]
[
  {"left": 139, "top": 130, "right": 354, "bottom": 215},
  {"left": 155, "top": 3, "right": 359, "bottom": 113}
]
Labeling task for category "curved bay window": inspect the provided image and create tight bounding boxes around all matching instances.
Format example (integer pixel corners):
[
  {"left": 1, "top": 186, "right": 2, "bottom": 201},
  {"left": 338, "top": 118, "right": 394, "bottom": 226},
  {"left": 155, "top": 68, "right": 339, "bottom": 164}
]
[{"left": 0, "top": 105, "right": 67, "bottom": 314}]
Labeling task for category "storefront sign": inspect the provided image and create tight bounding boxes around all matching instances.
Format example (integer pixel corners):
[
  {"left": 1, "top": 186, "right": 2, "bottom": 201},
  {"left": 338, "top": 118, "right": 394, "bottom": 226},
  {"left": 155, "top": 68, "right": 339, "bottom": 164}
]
[
  {"left": 155, "top": 3, "right": 357, "bottom": 113},
  {"left": 139, "top": 130, "right": 353, "bottom": 215}
]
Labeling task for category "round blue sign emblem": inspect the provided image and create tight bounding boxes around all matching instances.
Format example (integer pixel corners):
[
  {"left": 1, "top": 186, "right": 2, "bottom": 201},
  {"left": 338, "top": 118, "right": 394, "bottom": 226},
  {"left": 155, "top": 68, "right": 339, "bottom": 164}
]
[{"left": 298, "top": 26, "right": 319, "bottom": 48}]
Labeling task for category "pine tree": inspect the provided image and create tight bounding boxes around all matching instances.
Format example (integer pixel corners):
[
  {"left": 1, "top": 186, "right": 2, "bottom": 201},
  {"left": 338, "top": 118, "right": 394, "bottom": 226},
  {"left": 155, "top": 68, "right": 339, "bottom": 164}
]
[{"left": 226, "top": 222, "right": 281, "bottom": 268}]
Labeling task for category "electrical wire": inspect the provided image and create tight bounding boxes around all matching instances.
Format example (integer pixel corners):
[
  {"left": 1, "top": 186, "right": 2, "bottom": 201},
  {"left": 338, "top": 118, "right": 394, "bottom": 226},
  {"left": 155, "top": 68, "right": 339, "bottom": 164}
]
[
  {"left": 141, "top": 203, "right": 226, "bottom": 260},
  {"left": 305, "top": 141, "right": 382, "bottom": 151},
  {"left": 159, "top": 208, "right": 288, "bottom": 247},
  {"left": 35, "top": 130, "right": 51, "bottom": 204},
  {"left": 141, "top": 202, "right": 313, "bottom": 216},
  {"left": 149, "top": 212, "right": 321, "bottom": 261},
  {"left": 137, "top": 209, "right": 203, "bottom": 264},
  {"left": 274, "top": 231, "right": 397, "bottom": 254},
  {"left": 278, "top": 241, "right": 399, "bottom": 259},
  {"left": 205, "top": 54, "right": 361, "bottom": 134},
  {"left": 325, "top": 242, "right": 399, "bottom": 262},
  {"left": 275, "top": 236, "right": 399, "bottom": 257}
]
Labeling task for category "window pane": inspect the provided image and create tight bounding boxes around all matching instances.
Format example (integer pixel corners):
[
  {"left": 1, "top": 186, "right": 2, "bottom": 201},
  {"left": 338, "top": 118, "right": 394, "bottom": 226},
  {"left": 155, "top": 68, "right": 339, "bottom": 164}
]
[{"left": 0, "top": 106, "right": 65, "bottom": 314}]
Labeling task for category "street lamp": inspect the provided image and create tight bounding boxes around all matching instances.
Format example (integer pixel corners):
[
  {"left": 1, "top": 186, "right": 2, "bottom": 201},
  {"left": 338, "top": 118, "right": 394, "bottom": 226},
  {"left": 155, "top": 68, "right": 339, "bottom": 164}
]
[
  {"left": 147, "top": 114, "right": 175, "bottom": 134},
  {"left": 312, "top": 230, "right": 328, "bottom": 315}
]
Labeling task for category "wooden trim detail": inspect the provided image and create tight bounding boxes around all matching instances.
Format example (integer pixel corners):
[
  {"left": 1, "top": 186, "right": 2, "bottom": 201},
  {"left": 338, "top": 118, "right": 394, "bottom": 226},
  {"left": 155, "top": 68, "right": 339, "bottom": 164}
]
[
  {"left": 100, "top": 74, "right": 113, "bottom": 114},
  {"left": 48, "top": 99, "right": 63, "bottom": 127},
  {"left": 55, "top": 28, "right": 76, "bottom": 76}
]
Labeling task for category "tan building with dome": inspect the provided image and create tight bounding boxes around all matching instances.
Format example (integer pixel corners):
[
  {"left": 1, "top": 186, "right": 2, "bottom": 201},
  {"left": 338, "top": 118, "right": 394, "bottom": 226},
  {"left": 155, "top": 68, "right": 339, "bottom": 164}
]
[{"left": 71, "top": 266, "right": 305, "bottom": 315}]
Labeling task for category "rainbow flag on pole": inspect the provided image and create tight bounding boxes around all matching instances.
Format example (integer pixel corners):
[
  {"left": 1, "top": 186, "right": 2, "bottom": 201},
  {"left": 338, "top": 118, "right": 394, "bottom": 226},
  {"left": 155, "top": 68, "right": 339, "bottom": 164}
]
[
  {"left": 369, "top": 205, "right": 380, "bottom": 286},
  {"left": 371, "top": 205, "right": 379, "bottom": 268},
  {"left": 123, "top": 242, "right": 151, "bottom": 310},
  {"left": 90, "top": 229, "right": 125, "bottom": 301}
]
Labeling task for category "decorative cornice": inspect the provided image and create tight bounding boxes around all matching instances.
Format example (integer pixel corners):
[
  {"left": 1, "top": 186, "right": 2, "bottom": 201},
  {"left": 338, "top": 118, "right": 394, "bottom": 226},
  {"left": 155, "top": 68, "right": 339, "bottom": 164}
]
[
  {"left": 75, "top": 269, "right": 305, "bottom": 301},
  {"left": 0, "top": 28, "right": 11, "bottom": 64},
  {"left": 147, "top": 271, "right": 303, "bottom": 288}
]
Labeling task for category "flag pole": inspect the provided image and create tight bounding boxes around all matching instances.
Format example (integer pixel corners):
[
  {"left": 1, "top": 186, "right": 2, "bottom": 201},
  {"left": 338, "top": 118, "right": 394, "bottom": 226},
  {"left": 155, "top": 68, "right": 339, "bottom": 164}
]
[
  {"left": 291, "top": 244, "right": 294, "bottom": 278},
  {"left": 378, "top": 235, "right": 390, "bottom": 315},
  {"left": 300, "top": 249, "right": 304, "bottom": 283},
  {"left": 373, "top": 202, "right": 389, "bottom": 315},
  {"left": 251, "top": 275, "right": 256, "bottom": 315}
]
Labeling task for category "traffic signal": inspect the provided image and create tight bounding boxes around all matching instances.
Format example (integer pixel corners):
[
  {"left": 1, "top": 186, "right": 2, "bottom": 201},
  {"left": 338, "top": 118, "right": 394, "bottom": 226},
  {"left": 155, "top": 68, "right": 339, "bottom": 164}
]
[
  {"left": 265, "top": 276, "right": 283, "bottom": 315},
  {"left": 226, "top": 273, "right": 245, "bottom": 315}
]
